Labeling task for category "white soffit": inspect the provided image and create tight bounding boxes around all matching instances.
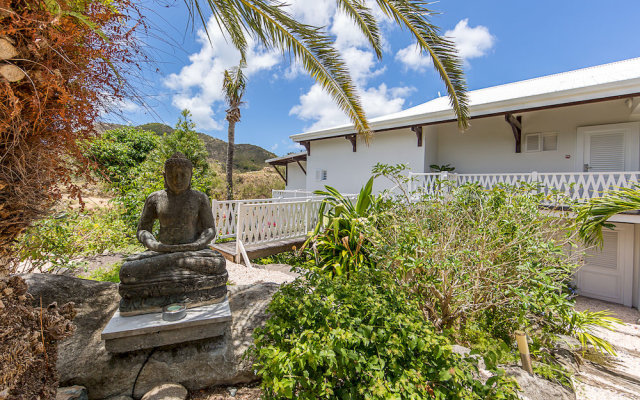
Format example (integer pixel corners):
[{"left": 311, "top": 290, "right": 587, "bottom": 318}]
[{"left": 291, "top": 57, "right": 640, "bottom": 141}]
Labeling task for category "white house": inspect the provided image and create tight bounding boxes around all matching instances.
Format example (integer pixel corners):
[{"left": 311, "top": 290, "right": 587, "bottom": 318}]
[{"left": 267, "top": 57, "right": 640, "bottom": 309}]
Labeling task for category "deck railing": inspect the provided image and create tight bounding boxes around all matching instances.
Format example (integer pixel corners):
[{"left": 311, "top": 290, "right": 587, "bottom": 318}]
[
  {"left": 409, "top": 171, "right": 640, "bottom": 201},
  {"left": 272, "top": 189, "right": 315, "bottom": 198},
  {"left": 235, "top": 199, "right": 323, "bottom": 247}
]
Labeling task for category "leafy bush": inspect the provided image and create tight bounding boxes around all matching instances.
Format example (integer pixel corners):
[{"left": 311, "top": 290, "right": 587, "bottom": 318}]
[
  {"left": 370, "top": 182, "right": 581, "bottom": 338},
  {"left": 15, "top": 207, "right": 138, "bottom": 273},
  {"left": 84, "top": 126, "right": 159, "bottom": 184},
  {"left": 252, "top": 269, "right": 518, "bottom": 399}
]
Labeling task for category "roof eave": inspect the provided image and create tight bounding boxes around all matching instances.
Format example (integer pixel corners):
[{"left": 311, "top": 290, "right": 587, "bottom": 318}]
[{"left": 290, "top": 77, "right": 640, "bottom": 142}]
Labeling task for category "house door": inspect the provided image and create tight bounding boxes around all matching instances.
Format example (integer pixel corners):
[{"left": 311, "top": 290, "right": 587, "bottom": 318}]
[
  {"left": 577, "top": 122, "right": 640, "bottom": 172},
  {"left": 576, "top": 223, "right": 634, "bottom": 306}
]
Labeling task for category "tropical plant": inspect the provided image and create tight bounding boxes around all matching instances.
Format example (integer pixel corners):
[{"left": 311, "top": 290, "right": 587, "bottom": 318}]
[
  {"left": 302, "top": 177, "right": 378, "bottom": 278},
  {"left": 223, "top": 59, "right": 247, "bottom": 200},
  {"left": 430, "top": 163, "right": 455, "bottom": 172},
  {"left": 186, "top": 0, "right": 469, "bottom": 139},
  {"left": 568, "top": 309, "right": 621, "bottom": 356},
  {"left": 576, "top": 184, "right": 640, "bottom": 246},
  {"left": 251, "top": 269, "right": 519, "bottom": 399}
]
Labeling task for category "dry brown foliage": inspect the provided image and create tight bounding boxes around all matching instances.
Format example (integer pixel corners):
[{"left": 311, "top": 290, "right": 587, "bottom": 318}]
[
  {"left": 0, "top": 0, "right": 143, "bottom": 274},
  {"left": 0, "top": 276, "right": 76, "bottom": 399}
]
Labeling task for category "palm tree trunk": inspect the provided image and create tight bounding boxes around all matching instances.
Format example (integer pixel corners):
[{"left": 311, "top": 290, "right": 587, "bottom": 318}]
[{"left": 226, "top": 121, "right": 235, "bottom": 200}]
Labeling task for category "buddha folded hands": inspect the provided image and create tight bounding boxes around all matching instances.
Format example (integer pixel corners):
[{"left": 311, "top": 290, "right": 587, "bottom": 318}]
[{"left": 118, "top": 152, "right": 228, "bottom": 316}]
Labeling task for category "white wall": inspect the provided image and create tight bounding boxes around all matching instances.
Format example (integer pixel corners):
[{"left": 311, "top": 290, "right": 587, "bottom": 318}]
[
  {"left": 305, "top": 128, "right": 424, "bottom": 194},
  {"left": 436, "top": 99, "right": 640, "bottom": 173},
  {"left": 285, "top": 162, "right": 306, "bottom": 191},
  {"left": 300, "top": 98, "right": 640, "bottom": 192}
]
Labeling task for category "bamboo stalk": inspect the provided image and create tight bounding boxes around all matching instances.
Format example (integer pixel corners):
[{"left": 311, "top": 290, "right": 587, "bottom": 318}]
[{"left": 515, "top": 330, "right": 533, "bottom": 374}]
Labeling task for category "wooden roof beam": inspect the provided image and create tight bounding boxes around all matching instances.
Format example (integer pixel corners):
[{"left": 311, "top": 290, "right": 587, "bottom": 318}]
[
  {"left": 505, "top": 113, "right": 522, "bottom": 153},
  {"left": 345, "top": 134, "right": 357, "bottom": 152},
  {"left": 411, "top": 125, "right": 423, "bottom": 147},
  {"left": 296, "top": 159, "right": 307, "bottom": 175}
]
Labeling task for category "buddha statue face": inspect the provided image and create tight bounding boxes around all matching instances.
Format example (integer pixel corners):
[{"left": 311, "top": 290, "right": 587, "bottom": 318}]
[{"left": 164, "top": 153, "right": 193, "bottom": 193}]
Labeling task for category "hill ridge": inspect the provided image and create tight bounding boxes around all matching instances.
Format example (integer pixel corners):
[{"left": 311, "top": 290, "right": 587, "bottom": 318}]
[{"left": 95, "top": 122, "right": 277, "bottom": 172}]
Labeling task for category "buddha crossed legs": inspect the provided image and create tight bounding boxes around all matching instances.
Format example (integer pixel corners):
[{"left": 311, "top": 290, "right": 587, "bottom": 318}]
[{"left": 118, "top": 153, "right": 227, "bottom": 316}]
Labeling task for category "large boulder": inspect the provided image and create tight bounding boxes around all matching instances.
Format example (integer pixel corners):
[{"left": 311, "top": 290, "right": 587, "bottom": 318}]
[{"left": 23, "top": 274, "right": 280, "bottom": 399}]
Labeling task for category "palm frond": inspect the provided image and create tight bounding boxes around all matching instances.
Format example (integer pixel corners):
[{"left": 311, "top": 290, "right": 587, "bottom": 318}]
[
  {"left": 576, "top": 184, "right": 640, "bottom": 246},
  {"left": 374, "top": 0, "right": 469, "bottom": 129},
  {"left": 336, "top": 0, "right": 383, "bottom": 59},
  {"left": 234, "top": 0, "right": 371, "bottom": 136}
]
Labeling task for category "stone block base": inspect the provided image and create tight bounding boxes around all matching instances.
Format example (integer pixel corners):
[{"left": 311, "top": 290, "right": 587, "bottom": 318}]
[{"left": 101, "top": 298, "right": 231, "bottom": 353}]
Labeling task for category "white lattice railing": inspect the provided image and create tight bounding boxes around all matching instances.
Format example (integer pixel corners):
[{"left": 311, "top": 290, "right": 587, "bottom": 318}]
[
  {"left": 212, "top": 198, "right": 274, "bottom": 239},
  {"left": 236, "top": 199, "right": 323, "bottom": 247},
  {"left": 409, "top": 171, "right": 640, "bottom": 202},
  {"left": 272, "top": 189, "right": 315, "bottom": 198}
]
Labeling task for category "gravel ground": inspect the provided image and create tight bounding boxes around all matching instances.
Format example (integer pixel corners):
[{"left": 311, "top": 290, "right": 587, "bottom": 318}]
[
  {"left": 226, "top": 261, "right": 297, "bottom": 286},
  {"left": 573, "top": 296, "right": 640, "bottom": 400}
]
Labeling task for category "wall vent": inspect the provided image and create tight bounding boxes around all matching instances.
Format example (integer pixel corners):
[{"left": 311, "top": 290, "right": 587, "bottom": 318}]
[{"left": 525, "top": 133, "right": 558, "bottom": 152}]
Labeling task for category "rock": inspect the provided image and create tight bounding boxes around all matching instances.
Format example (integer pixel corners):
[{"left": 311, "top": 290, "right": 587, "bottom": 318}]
[
  {"left": 56, "top": 385, "right": 88, "bottom": 400},
  {"left": 0, "top": 64, "right": 25, "bottom": 82},
  {"left": 105, "top": 396, "right": 133, "bottom": 400},
  {"left": 502, "top": 366, "right": 575, "bottom": 400},
  {"left": 0, "top": 38, "right": 18, "bottom": 60},
  {"left": 140, "top": 383, "right": 187, "bottom": 400},
  {"left": 23, "top": 274, "right": 279, "bottom": 399}
]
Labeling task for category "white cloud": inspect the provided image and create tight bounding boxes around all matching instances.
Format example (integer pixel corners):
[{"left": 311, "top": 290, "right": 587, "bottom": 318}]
[
  {"left": 445, "top": 19, "right": 495, "bottom": 61},
  {"left": 270, "top": 143, "right": 279, "bottom": 151},
  {"left": 395, "top": 19, "right": 495, "bottom": 73},
  {"left": 164, "top": 19, "right": 280, "bottom": 130},
  {"left": 290, "top": 83, "right": 411, "bottom": 131},
  {"left": 395, "top": 43, "right": 432, "bottom": 72}
]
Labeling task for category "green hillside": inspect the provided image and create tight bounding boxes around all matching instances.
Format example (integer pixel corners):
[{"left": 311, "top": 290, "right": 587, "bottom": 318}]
[{"left": 98, "top": 122, "right": 277, "bottom": 172}]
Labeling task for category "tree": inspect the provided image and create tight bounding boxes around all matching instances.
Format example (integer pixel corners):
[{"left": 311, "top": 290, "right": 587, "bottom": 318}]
[
  {"left": 186, "top": 0, "right": 470, "bottom": 137},
  {"left": 85, "top": 127, "right": 159, "bottom": 184},
  {"left": 1, "top": 0, "right": 142, "bottom": 273},
  {"left": 223, "top": 60, "right": 247, "bottom": 200},
  {"left": 114, "top": 111, "right": 218, "bottom": 229},
  {"left": 158, "top": 109, "right": 210, "bottom": 172}
]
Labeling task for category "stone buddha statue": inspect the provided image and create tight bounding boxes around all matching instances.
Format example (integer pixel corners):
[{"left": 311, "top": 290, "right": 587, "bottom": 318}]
[{"left": 118, "top": 152, "right": 227, "bottom": 316}]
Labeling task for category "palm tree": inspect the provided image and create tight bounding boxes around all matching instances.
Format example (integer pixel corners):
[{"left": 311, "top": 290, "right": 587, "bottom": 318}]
[
  {"left": 184, "top": 0, "right": 470, "bottom": 137},
  {"left": 223, "top": 60, "right": 247, "bottom": 200},
  {"left": 577, "top": 185, "right": 640, "bottom": 245}
]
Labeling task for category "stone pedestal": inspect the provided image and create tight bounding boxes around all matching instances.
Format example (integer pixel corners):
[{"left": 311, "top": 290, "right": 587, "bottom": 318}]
[{"left": 101, "top": 298, "right": 231, "bottom": 353}]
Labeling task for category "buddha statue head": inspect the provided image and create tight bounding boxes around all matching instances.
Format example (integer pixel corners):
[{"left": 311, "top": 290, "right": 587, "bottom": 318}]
[{"left": 164, "top": 152, "right": 193, "bottom": 193}]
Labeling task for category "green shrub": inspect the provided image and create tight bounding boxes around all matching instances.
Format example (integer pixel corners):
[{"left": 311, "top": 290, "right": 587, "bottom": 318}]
[
  {"left": 15, "top": 207, "right": 139, "bottom": 272},
  {"left": 84, "top": 126, "right": 159, "bottom": 184},
  {"left": 82, "top": 261, "right": 122, "bottom": 283},
  {"left": 251, "top": 269, "right": 519, "bottom": 399},
  {"left": 370, "top": 182, "right": 582, "bottom": 339}
]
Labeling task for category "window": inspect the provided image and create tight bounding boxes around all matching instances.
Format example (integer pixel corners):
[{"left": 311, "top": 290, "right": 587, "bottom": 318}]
[
  {"left": 315, "top": 169, "right": 327, "bottom": 181},
  {"left": 525, "top": 133, "right": 558, "bottom": 152}
]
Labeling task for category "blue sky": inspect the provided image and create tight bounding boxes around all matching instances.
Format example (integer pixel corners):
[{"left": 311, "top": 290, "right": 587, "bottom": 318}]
[{"left": 108, "top": 0, "right": 640, "bottom": 155}]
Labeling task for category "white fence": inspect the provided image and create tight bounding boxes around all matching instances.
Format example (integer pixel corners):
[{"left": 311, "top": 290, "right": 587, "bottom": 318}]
[
  {"left": 272, "top": 189, "right": 315, "bottom": 198},
  {"left": 409, "top": 171, "right": 640, "bottom": 201},
  {"left": 235, "top": 199, "right": 323, "bottom": 246}
]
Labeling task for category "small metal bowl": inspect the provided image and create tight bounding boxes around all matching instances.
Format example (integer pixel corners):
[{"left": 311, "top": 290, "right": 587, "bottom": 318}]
[{"left": 162, "top": 303, "right": 187, "bottom": 321}]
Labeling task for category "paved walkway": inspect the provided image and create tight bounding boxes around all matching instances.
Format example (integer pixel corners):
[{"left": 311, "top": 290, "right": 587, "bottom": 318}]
[{"left": 574, "top": 297, "right": 640, "bottom": 399}]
